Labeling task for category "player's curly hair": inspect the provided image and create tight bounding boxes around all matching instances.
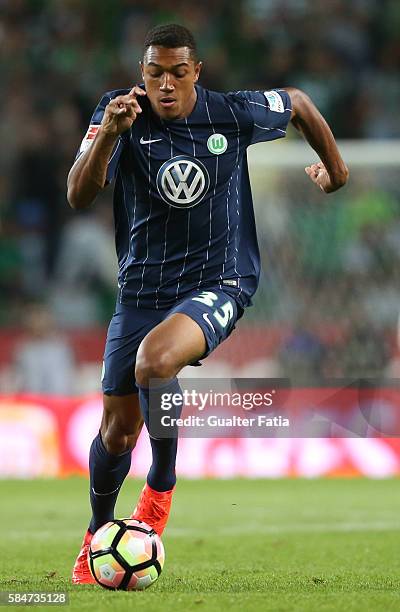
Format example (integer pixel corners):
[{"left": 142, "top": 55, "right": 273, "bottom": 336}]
[{"left": 144, "top": 24, "right": 197, "bottom": 60}]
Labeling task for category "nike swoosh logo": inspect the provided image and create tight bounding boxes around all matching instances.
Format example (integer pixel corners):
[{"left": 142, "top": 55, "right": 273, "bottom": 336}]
[
  {"left": 140, "top": 137, "right": 162, "bottom": 145},
  {"left": 202, "top": 313, "right": 215, "bottom": 333}
]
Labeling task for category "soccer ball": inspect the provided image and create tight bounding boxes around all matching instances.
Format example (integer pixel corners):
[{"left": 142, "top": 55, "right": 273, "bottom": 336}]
[{"left": 88, "top": 518, "right": 165, "bottom": 590}]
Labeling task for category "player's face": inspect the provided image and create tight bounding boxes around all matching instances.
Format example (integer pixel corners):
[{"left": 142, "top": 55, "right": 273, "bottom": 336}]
[{"left": 141, "top": 46, "right": 202, "bottom": 120}]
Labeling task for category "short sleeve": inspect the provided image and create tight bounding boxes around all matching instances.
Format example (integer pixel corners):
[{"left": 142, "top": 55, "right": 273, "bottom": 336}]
[
  {"left": 228, "top": 89, "right": 292, "bottom": 145},
  {"left": 75, "top": 92, "right": 125, "bottom": 183}
]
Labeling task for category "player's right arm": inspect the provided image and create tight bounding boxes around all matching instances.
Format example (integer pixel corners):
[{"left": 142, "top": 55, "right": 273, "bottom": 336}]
[{"left": 67, "top": 86, "right": 146, "bottom": 210}]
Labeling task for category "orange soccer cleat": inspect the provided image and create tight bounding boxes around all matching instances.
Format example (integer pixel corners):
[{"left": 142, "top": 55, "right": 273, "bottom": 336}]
[
  {"left": 72, "top": 529, "right": 96, "bottom": 585},
  {"left": 131, "top": 483, "right": 174, "bottom": 536}
]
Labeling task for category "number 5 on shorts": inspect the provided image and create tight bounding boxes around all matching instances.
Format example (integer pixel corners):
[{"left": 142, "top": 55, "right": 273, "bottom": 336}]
[{"left": 213, "top": 301, "right": 234, "bottom": 328}]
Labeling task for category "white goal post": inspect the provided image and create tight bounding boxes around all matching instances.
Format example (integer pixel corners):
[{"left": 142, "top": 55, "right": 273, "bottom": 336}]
[{"left": 248, "top": 139, "right": 400, "bottom": 168}]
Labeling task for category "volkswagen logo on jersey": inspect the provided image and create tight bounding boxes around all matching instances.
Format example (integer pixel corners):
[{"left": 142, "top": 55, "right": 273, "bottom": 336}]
[{"left": 156, "top": 155, "right": 210, "bottom": 209}]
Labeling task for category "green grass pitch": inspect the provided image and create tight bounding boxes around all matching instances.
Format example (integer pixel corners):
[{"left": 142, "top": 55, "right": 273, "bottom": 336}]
[{"left": 1, "top": 478, "right": 400, "bottom": 611}]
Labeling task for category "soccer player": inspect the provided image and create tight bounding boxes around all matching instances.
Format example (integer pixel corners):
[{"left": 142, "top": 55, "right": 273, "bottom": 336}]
[{"left": 67, "top": 24, "right": 348, "bottom": 583}]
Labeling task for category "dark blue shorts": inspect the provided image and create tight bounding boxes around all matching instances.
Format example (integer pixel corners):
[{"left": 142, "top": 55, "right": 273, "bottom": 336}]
[{"left": 102, "top": 288, "right": 244, "bottom": 395}]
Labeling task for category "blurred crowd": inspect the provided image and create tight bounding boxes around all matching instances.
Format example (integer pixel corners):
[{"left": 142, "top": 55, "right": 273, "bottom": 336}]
[
  {"left": 258, "top": 166, "right": 400, "bottom": 381},
  {"left": 0, "top": 0, "right": 400, "bottom": 391}
]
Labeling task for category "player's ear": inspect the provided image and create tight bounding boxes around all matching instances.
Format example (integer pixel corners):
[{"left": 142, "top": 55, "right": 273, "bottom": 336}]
[
  {"left": 139, "top": 61, "right": 144, "bottom": 80},
  {"left": 194, "top": 61, "right": 202, "bottom": 83}
]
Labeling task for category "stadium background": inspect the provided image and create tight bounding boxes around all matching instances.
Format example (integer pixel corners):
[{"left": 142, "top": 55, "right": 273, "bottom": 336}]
[{"left": 1, "top": 0, "right": 400, "bottom": 478}]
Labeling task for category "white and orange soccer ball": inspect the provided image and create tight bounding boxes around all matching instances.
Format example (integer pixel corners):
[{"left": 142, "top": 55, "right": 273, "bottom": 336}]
[{"left": 88, "top": 519, "right": 165, "bottom": 590}]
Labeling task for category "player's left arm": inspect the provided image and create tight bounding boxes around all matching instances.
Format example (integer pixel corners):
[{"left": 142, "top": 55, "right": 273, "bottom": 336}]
[{"left": 285, "top": 87, "right": 349, "bottom": 193}]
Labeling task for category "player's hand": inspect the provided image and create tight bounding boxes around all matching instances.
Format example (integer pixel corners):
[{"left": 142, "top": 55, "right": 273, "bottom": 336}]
[
  {"left": 101, "top": 86, "right": 147, "bottom": 136},
  {"left": 305, "top": 161, "right": 338, "bottom": 194}
]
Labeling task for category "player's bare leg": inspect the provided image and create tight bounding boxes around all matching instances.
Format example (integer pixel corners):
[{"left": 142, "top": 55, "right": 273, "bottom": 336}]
[
  {"left": 131, "top": 313, "right": 206, "bottom": 535},
  {"left": 72, "top": 394, "right": 143, "bottom": 584},
  {"left": 136, "top": 312, "right": 206, "bottom": 385},
  {"left": 100, "top": 393, "right": 144, "bottom": 455}
]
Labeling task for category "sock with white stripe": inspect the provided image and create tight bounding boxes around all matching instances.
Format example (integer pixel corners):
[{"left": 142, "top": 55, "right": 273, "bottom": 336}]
[{"left": 88, "top": 431, "right": 132, "bottom": 534}]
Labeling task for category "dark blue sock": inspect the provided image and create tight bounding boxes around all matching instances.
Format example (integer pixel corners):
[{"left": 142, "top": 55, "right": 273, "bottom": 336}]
[
  {"left": 88, "top": 432, "right": 132, "bottom": 534},
  {"left": 148, "top": 436, "right": 178, "bottom": 492},
  {"left": 138, "top": 378, "right": 182, "bottom": 492}
]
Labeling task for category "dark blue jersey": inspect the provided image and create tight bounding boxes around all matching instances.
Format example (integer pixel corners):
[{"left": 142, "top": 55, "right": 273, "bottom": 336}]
[{"left": 77, "top": 85, "right": 292, "bottom": 309}]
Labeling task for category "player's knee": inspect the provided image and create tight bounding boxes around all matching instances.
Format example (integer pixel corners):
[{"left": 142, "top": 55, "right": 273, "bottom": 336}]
[
  {"left": 135, "top": 343, "right": 177, "bottom": 387},
  {"left": 101, "top": 425, "right": 140, "bottom": 455},
  {"left": 101, "top": 412, "right": 143, "bottom": 455}
]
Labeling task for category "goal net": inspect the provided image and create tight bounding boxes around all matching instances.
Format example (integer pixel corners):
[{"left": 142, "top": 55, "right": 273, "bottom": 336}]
[{"left": 202, "top": 140, "right": 400, "bottom": 380}]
